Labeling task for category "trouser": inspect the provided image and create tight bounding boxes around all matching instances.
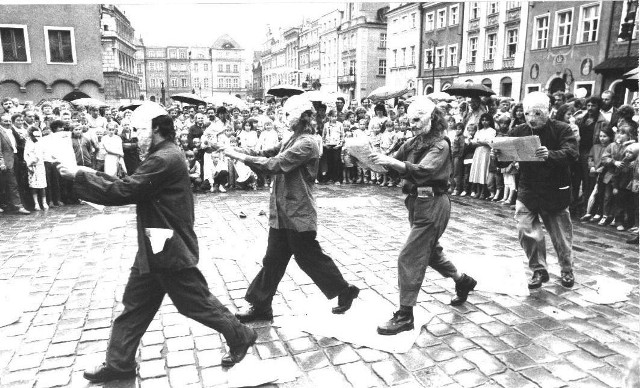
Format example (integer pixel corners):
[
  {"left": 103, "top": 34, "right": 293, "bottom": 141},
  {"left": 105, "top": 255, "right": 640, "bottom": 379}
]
[
  {"left": 452, "top": 158, "right": 463, "bottom": 192},
  {"left": 463, "top": 163, "right": 472, "bottom": 192},
  {"left": 603, "top": 183, "right": 615, "bottom": 216},
  {"left": 14, "top": 160, "right": 32, "bottom": 209},
  {"left": 245, "top": 228, "right": 349, "bottom": 308},
  {"left": 324, "top": 146, "right": 343, "bottom": 182},
  {"left": 213, "top": 170, "right": 229, "bottom": 187},
  {"left": 515, "top": 201, "right": 573, "bottom": 274},
  {"left": 0, "top": 166, "right": 22, "bottom": 208},
  {"left": 44, "top": 162, "right": 62, "bottom": 205},
  {"left": 615, "top": 188, "right": 635, "bottom": 227},
  {"left": 398, "top": 194, "right": 458, "bottom": 306},
  {"left": 106, "top": 267, "right": 251, "bottom": 373}
]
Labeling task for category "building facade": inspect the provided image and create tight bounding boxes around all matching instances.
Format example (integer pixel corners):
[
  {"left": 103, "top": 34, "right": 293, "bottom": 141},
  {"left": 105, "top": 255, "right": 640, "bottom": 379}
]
[
  {"left": 189, "top": 46, "right": 212, "bottom": 97},
  {"left": 101, "top": 4, "right": 139, "bottom": 104},
  {"left": 283, "top": 27, "right": 301, "bottom": 86},
  {"left": 211, "top": 35, "right": 245, "bottom": 97},
  {"left": 521, "top": 1, "right": 611, "bottom": 100},
  {"left": 337, "top": 3, "right": 388, "bottom": 102},
  {"left": 298, "top": 20, "right": 321, "bottom": 89},
  {"left": 458, "top": 1, "right": 529, "bottom": 99},
  {"left": 319, "top": 10, "right": 343, "bottom": 93},
  {"left": 418, "top": 2, "right": 465, "bottom": 95},
  {"left": 0, "top": 4, "right": 105, "bottom": 102},
  {"left": 386, "top": 3, "right": 421, "bottom": 95}
]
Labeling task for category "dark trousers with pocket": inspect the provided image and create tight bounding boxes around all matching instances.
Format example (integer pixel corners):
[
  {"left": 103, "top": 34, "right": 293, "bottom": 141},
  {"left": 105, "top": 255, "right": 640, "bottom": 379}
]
[
  {"left": 245, "top": 228, "right": 349, "bottom": 308},
  {"left": 106, "top": 267, "right": 251, "bottom": 373}
]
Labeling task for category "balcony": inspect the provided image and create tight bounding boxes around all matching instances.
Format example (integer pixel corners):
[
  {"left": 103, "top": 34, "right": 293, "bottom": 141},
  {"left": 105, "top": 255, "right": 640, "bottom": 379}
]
[
  {"left": 483, "top": 60, "right": 494, "bottom": 71},
  {"left": 338, "top": 75, "right": 355, "bottom": 85},
  {"left": 467, "top": 62, "right": 476, "bottom": 71},
  {"left": 503, "top": 58, "right": 515, "bottom": 69}
]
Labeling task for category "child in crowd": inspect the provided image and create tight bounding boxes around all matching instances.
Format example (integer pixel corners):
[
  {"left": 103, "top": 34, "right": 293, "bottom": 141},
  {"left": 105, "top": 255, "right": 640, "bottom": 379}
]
[
  {"left": 186, "top": 150, "right": 202, "bottom": 191},
  {"left": 102, "top": 122, "right": 125, "bottom": 177},
  {"left": 600, "top": 127, "right": 634, "bottom": 228},
  {"left": 450, "top": 123, "right": 465, "bottom": 195},
  {"left": 24, "top": 127, "right": 48, "bottom": 210},
  {"left": 623, "top": 143, "right": 639, "bottom": 243},
  {"left": 368, "top": 117, "right": 384, "bottom": 184},
  {"left": 379, "top": 120, "right": 395, "bottom": 186},
  {"left": 468, "top": 113, "right": 497, "bottom": 199},
  {"left": 238, "top": 120, "right": 258, "bottom": 151},
  {"left": 490, "top": 114, "right": 511, "bottom": 201},
  {"left": 460, "top": 124, "right": 478, "bottom": 197},
  {"left": 582, "top": 127, "right": 614, "bottom": 222},
  {"left": 341, "top": 127, "right": 355, "bottom": 184},
  {"left": 257, "top": 121, "right": 279, "bottom": 187},
  {"left": 208, "top": 153, "right": 229, "bottom": 193}
]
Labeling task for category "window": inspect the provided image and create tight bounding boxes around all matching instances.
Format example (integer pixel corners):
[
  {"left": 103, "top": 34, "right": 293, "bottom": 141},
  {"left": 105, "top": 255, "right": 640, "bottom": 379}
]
[
  {"left": 157, "top": 62, "right": 164, "bottom": 71},
  {"left": 401, "top": 47, "right": 406, "bottom": 66},
  {"left": 411, "top": 13, "right": 416, "bottom": 28},
  {"left": 150, "top": 78, "right": 157, "bottom": 88},
  {"left": 506, "top": 1, "right": 519, "bottom": 9},
  {"left": 425, "top": 48, "right": 434, "bottom": 69},
  {"left": 226, "top": 64, "right": 231, "bottom": 72},
  {"left": 218, "top": 64, "right": 223, "bottom": 72},
  {"left": 402, "top": 16, "right": 407, "bottom": 31},
  {"left": 527, "top": 84, "right": 541, "bottom": 94},
  {"left": 555, "top": 10, "right": 573, "bottom": 46},
  {"left": 379, "top": 33, "right": 387, "bottom": 48},
  {"left": 169, "top": 49, "right": 176, "bottom": 59},
  {"left": 393, "top": 49, "right": 397, "bottom": 67},
  {"left": 0, "top": 25, "right": 29, "bottom": 62},
  {"left": 578, "top": 4, "right": 599, "bottom": 43},
  {"left": 226, "top": 78, "right": 231, "bottom": 88},
  {"left": 204, "top": 63, "right": 208, "bottom": 72},
  {"left": 533, "top": 15, "right": 549, "bottom": 49},
  {"left": 149, "top": 62, "right": 155, "bottom": 71},
  {"left": 378, "top": 59, "right": 386, "bottom": 75},
  {"left": 448, "top": 45, "right": 458, "bottom": 67},
  {"left": 486, "top": 33, "right": 497, "bottom": 60},
  {"left": 204, "top": 78, "right": 209, "bottom": 88},
  {"left": 198, "top": 54, "right": 204, "bottom": 59},
  {"left": 233, "top": 64, "right": 238, "bottom": 73},
  {"left": 179, "top": 50, "right": 186, "bottom": 59},
  {"left": 136, "top": 63, "right": 142, "bottom": 75},
  {"left": 449, "top": 5, "right": 459, "bottom": 25},
  {"left": 44, "top": 27, "right": 75, "bottom": 64},
  {"left": 410, "top": 46, "right": 415, "bottom": 66},
  {"left": 426, "top": 12, "right": 435, "bottom": 31},
  {"left": 470, "top": 2, "right": 479, "bottom": 19},
  {"left": 506, "top": 29, "right": 518, "bottom": 58},
  {"left": 170, "top": 78, "right": 177, "bottom": 87},
  {"left": 218, "top": 78, "right": 224, "bottom": 88},
  {"left": 468, "top": 37, "right": 478, "bottom": 63},
  {"left": 488, "top": 2, "right": 498, "bottom": 15},
  {"left": 193, "top": 63, "right": 198, "bottom": 72},
  {"left": 619, "top": 0, "right": 640, "bottom": 40},
  {"left": 170, "top": 63, "right": 177, "bottom": 71},
  {"left": 437, "top": 9, "right": 446, "bottom": 29},
  {"left": 194, "top": 77, "right": 199, "bottom": 87},
  {"left": 436, "top": 47, "right": 445, "bottom": 68},
  {"left": 181, "top": 78, "right": 187, "bottom": 87},
  {"left": 233, "top": 78, "right": 239, "bottom": 88}
]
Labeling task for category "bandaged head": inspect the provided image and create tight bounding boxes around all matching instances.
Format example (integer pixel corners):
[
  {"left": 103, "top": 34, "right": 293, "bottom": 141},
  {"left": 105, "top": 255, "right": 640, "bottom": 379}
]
[
  {"left": 523, "top": 91, "right": 551, "bottom": 129},
  {"left": 282, "top": 94, "right": 315, "bottom": 128},
  {"left": 407, "top": 96, "right": 437, "bottom": 135}
]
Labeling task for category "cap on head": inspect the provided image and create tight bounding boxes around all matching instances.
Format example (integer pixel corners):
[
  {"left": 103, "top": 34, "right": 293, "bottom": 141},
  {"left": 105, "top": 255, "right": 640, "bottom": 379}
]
[{"left": 407, "top": 96, "right": 436, "bottom": 119}]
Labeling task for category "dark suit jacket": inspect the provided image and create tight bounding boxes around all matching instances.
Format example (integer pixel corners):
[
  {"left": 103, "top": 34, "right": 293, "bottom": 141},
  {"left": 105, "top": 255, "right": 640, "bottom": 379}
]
[
  {"left": 73, "top": 140, "right": 198, "bottom": 274},
  {"left": 0, "top": 127, "right": 16, "bottom": 169}
]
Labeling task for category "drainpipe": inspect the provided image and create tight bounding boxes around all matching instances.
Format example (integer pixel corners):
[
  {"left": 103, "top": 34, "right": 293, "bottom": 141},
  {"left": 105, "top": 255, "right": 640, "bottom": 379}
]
[{"left": 417, "top": 3, "right": 424, "bottom": 94}]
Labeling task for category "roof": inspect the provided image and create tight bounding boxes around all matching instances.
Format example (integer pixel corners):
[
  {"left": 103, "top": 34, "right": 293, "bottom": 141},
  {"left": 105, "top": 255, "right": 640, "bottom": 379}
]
[
  {"left": 212, "top": 34, "right": 242, "bottom": 50},
  {"left": 594, "top": 56, "right": 639, "bottom": 73}
]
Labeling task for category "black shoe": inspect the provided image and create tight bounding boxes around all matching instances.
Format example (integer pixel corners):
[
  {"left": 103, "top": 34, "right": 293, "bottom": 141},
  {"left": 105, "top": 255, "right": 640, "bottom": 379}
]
[
  {"left": 221, "top": 327, "right": 257, "bottom": 367},
  {"left": 450, "top": 274, "right": 477, "bottom": 306},
  {"left": 377, "top": 310, "right": 415, "bottom": 335},
  {"left": 332, "top": 284, "right": 360, "bottom": 314},
  {"left": 83, "top": 362, "right": 136, "bottom": 383},
  {"left": 561, "top": 272, "right": 575, "bottom": 288},
  {"left": 235, "top": 305, "right": 273, "bottom": 323},
  {"left": 528, "top": 270, "right": 550, "bottom": 289}
]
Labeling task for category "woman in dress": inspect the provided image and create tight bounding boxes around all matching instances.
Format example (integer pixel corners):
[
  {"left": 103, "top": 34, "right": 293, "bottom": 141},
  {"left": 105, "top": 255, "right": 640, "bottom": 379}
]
[
  {"left": 103, "top": 123, "right": 125, "bottom": 177},
  {"left": 23, "top": 126, "right": 48, "bottom": 210},
  {"left": 468, "top": 113, "right": 497, "bottom": 199}
]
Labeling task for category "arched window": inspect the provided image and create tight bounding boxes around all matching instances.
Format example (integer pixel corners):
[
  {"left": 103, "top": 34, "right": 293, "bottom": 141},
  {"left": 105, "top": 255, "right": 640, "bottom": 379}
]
[
  {"left": 481, "top": 78, "right": 492, "bottom": 90},
  {"left": 500, "top": 77, "right": 512, "bottom": 97}
]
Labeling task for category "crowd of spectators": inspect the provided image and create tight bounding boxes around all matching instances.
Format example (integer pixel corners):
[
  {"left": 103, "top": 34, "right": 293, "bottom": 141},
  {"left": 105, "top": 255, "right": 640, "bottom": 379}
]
[{"left": 1, "top": 90, "right": 638, "bottom": 244}]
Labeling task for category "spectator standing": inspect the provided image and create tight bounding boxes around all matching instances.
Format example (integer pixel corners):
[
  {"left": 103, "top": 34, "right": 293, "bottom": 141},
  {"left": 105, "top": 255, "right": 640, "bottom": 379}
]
[
  {"left": 0, "top": 113, "right": 30, "bottom": 214},
  {"left": 468, "top": 113, "right": 496, "bottom": 199},
  {"left": 322, "top": 110, "right": 345, "bottom": 185},
  {"left": 23, "top": 127, "right": 48, "bottom": 210}
]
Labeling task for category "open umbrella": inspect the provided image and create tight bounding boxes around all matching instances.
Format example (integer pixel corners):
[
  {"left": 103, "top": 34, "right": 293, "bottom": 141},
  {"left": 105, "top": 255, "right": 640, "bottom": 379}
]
[
  {"left": 170, "top": 93, "right": 206, "bottom": 106},
  {"left": 119, "top": 101, "right": 144, "bottom": 111},
  {"left": 62, "top": 91, "right": 90, "bottom": 102},
  {"left": 426, "top": 91, "right": 455, "bottom": 102},
  {"left": 205, "top": 94, "right": 248, "bottom": 110},
  {"left": 624, "top": 67, "right": 639, "bottom": 80},
  {"left": 130, "top": 101, "right": 167, "bottom": 129},
  {"left": 71, "top": 97, "right": 109, "bottom": 107},
  {"left": 367, "top": 85, "right": 410, "bottom": 101},
  {"left": 267, "top": 85, "right": 305, "bottom": 98},
  {"left": 444, "top": 83, "right": 495, "bottom": 98}
]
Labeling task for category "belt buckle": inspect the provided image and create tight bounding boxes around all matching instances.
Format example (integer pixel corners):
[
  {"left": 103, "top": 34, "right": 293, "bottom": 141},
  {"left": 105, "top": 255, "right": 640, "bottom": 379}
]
[{"left": 416, "top": 187, "right": 434, "bottom": 198}]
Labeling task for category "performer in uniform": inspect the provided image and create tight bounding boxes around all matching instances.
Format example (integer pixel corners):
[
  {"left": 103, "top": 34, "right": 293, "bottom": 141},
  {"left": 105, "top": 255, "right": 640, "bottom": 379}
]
[
  {"left": 370, "top": 97, "right": 477, "bottom": 335},
  {"left": 223, "top": 96, "right": 360, "bottom": 323},
  {"left": 57, "top": 114, "right": 257, "bottom": 383}
]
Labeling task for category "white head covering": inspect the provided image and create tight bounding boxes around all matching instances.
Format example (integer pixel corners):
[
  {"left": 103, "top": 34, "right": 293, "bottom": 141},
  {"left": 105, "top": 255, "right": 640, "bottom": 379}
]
[
  {"left": 282, "top": 94, "right": 315, "bottom": 125},
  {"left": 407, "top": 96, "right": 436, "bottom": 119},
  {"left": 575, "top": 88, "right": 588, "bottom": 99},
  {"left": 523, "top": 91, "right": 550, "bottom": 112}
]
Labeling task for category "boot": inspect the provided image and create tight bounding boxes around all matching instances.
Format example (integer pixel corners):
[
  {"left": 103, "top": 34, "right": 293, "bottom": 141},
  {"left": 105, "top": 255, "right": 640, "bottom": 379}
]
[
  {"left": 235, "top": 305, "right": 273, "bottom": 323},
  {"left": 332, "top": 284, "right": 359, "bottom": 314},
  {"left": 377, "top": 309, "right": 414, "bottom": 335},
  {"left": 450, "top": 274, "right": 477, "bottom": 306}
]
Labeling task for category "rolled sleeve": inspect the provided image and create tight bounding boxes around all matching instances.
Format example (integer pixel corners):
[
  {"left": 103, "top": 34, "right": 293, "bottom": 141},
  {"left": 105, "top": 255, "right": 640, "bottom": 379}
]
[
  {"left": 399, "top": 143, "right": 449, "bottom": 185},
  {"left": 244, "top": 138, "right": 314, "bottom": 174}
]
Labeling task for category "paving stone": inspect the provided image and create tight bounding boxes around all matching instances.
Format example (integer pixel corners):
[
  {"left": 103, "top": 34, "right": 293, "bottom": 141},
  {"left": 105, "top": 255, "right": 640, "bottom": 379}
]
[
  {"left": 256, "top": 340, "right": 288, "bottom": 359},
  {"left": 499, "top": 332, "right": 531, "bottom": 348},
  {"left": 80, "top": 328, "right": 110, "bottom": 342},
  {"left": 577, "top": 340, "right": 617, "bottom": 358},
  {"left": 140, "top": 377, "right": 171, "bottom": 388},
  {"left": 168, "top": 365, "right": 199, "bottom": 385},
  {"left": 194, "top": 334, "right": 222, "bottom": 350},
  {"left": 354, "top": 348, "right": 389, "bottom": 363},
  {"left": 454, "top": 323, "right": 491, "bottom": 338},
  {"left": 139, "top": 359, "right": 166, "bottom": 379},
  {"left": 428, "top": 322, "right": 457, "bottom": 337},
  {"left": 286, "top": 337, "right": 318, "bottom": 355},
  {"left": 40, "top": 356, "right": 75, "bottom": 371},
  {"left": 452, "top": 369, "right": 489, "bottom": 388},
  {"left": 424, "top": 344, "right": 456, "bottom": 362},
  {"left": 371, "top": 359, "right": 413, "bottom": 386},
  {"left": 463, "top": 349, "right": 506, "bottom": 376},
  {"left": 340, "top": 361, "right": 383, "bottom": 388},
  {"left": 537, "top": 334, "right": 579, "bottom": 355},
  {"left": 393, "top": 348, "right": 434, "bottom": 371},
  {"left": 166, "top": 350, "right": 195, "bottom": 368},
  {"left": 294, "top": 349, "right": 330, "bottom": 371},
  {"left": 140, "top": 345, "right": 163, "bottom": 361},
  {"left": 544, "top": 361, "right": 589, "bottom": 381},
  {"left": 587, "top": 365, "right": 626, "bottom": 387},
  {"left": 443, "top": 335, "right": 477, "bottom": 352},
  {"left": 414, "top": 365, "right": 455, "bottom": 387},
  {"left": 470, "top": 336, "right": 511, "bottom": 354},
  {"left": 34, "top": 367, "right": 72, "bottom": 388},
  {"left": 565, "top": 350, "right": 607, "bottom": 370},
  {"left": 566, "top": 376, "right": 611, "bottom": 388},
  {"left": 520, "top": 367, "right": 568, "bottom": 388},
  {"left": 441, "top": 357, "right": 475, "bottom": 375},
  {"left": 518, "top": 343, "right": 559, "bottom": 364},
  {"left": 481, "top": 321, "right": 513, "bottom": 337},
  {"left": 9, "top": 353, "right": 44, "bottom": 372},
  {"left": 195, "top": 348, "right": 225, "bottom": 368},
  {"left": 308, "top": 366, "right": 351, "bottom": 387},
  {"left": 496, "top": 350, "right": 538, "bottom": 371},
  {"left": 141, "top": 331, "right": 165, "bottom": 346},
  {"left": 491, "top": 370, "right": 538, "bottom": 388}
]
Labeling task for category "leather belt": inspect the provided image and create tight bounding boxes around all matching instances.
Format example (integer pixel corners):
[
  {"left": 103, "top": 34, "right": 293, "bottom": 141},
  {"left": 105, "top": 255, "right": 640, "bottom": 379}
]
[{"left": 416, "top": 187, "right": 435, "bottom": 198}]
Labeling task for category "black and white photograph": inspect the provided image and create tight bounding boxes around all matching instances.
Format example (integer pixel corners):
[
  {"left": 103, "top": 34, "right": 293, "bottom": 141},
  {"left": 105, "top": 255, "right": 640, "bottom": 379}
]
[{"left": 0, "top": 1, "right": 639, "bottom": 387}]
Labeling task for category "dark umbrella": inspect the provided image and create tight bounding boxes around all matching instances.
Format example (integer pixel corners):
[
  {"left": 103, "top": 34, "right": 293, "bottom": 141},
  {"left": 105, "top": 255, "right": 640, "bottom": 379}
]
[
  {"left": 367, "top": 85, "right": 410, "bottom": 101},
  {"left": 62, "top": 91, "right": 91, "bottom": 102},
  {"left": 170, "top": 93, "right": 206, "bottom": 106},
  {"left": 267, "top": 85, "right": 305, "bottom": 98},
  {"left": 444, "top": 83, "right": 495, "bottom": 98},
  {"left": 119, "top": 101, "right": 144, "bottom": 111}
]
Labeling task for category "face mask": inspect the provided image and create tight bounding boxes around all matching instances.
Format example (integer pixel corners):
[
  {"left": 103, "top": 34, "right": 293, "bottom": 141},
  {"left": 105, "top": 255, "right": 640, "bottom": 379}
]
[{"left": 137, "top": 127, "right": 153, "bottom": 160}]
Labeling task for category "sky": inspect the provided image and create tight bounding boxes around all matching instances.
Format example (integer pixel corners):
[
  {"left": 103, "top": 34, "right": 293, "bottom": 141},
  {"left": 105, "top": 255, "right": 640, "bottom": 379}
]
[{"left": 118, "top": 2, "right": 342, "bottom": 54}]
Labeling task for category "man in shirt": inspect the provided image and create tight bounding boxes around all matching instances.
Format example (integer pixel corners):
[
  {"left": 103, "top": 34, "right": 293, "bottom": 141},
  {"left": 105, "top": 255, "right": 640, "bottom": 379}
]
[
  {"left": 600, "top": 90, "right": 618, "bottom": 126},
  {"left": 0, "top": 113, "right": 30, "bottom": 214}
]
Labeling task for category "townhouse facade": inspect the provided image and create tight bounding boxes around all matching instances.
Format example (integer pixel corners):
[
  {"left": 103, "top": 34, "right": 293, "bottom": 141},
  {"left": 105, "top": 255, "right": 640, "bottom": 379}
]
[
  {"left": 386, "top": 3, "right": 421, "bottom": 95},
  {"left": 318, "top": 10, "right": 343, "bottom": 93},
  {"left": 298, "top": 19, "right": 321, "bottom": 89}
]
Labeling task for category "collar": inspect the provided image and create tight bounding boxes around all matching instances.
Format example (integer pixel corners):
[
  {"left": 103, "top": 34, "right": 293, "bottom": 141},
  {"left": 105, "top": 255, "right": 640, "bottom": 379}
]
[{"left": 148, "top": 139, "right": 173, "bottom": 155}]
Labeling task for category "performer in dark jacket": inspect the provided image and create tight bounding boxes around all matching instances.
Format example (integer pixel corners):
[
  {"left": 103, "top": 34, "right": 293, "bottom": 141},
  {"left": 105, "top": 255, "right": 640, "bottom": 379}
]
[
  {"left": 370, "top": 97, "right": 477, "bottom": 336},
  {"left": 506, "top": 92, "right": 579, "bottom": 289},
  {"left": 57, "top": 115, "right": 256, "bottom": 383}
]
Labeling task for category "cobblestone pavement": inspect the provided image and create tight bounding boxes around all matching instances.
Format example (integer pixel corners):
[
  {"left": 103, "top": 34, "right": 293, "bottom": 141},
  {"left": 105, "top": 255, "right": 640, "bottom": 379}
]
[{"left": 0, "top": 184, "right": 638, "bottom": 388}]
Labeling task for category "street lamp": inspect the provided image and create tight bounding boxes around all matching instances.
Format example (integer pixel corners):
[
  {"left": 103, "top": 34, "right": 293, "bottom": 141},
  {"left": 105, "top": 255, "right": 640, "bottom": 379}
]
[
  {"left": 619, "top": 0, "right": 638, "bottom": 56},
  {"left": 425, "top": 39, "right": 437, "bottom": 93},
  {"left": 160, "top": 80, "right": 165, "bottom": 106}
]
